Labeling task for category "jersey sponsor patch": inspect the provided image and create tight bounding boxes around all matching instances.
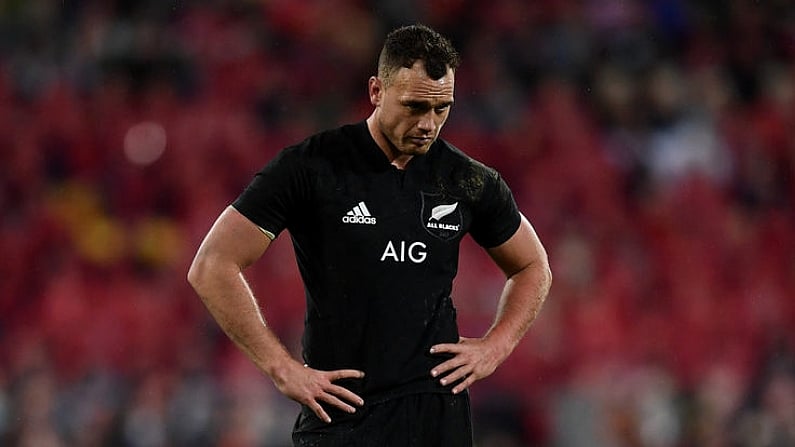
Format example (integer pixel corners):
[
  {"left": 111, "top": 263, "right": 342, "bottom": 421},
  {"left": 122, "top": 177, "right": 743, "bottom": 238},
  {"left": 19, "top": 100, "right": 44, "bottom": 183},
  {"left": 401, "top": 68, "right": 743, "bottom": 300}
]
[
  {"left": 342, "top": 201, "right": 377, "bottom": 225},
  {"left": 420, "top": 192, "right": 462, "bottom": 240}
]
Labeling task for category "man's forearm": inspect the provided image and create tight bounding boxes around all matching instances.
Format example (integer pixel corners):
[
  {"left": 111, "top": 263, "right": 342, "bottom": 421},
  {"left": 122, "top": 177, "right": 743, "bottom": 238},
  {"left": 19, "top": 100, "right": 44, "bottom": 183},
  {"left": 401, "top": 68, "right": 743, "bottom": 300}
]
[
  {"left": 427, "top": 255, "right": 551, "bottom": 394},
  {"left": 188, "top": 260, "right": 295, "bottom": 379},
  {"left": 484, "top": 260, "right": 552, "bottom": 357}
]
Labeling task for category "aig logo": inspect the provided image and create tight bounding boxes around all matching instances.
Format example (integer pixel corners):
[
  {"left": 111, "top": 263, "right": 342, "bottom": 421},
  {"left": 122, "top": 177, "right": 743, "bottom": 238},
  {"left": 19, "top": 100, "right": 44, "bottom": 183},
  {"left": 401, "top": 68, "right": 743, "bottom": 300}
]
[{"left": 380, "top": 240, "right": 427, "bottom": 264}]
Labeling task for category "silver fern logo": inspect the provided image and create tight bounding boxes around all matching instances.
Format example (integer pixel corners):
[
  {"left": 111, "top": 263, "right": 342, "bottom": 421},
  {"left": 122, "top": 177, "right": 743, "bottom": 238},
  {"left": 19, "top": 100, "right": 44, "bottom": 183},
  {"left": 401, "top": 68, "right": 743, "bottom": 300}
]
[
  {"left": 421, "top": 192, "right": 462, "bottom": 241},
  {"left": 430, "top": 203, "right": 458, "bottom": 221}
]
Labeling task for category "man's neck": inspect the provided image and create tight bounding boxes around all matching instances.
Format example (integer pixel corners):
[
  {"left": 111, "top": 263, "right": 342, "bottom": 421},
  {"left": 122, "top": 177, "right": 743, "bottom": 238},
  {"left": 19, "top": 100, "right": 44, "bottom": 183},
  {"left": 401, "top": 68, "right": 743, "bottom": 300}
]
[{"left": 366, "top": 114, "right": 413, "bottom": 170}]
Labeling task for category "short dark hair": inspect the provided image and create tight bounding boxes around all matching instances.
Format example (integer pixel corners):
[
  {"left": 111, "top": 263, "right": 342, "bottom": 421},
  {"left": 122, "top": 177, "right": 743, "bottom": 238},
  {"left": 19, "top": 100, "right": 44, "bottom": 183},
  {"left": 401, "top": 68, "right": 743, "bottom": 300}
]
[{"left": 377, "top": 24, "right": 460, "bottom": 86}]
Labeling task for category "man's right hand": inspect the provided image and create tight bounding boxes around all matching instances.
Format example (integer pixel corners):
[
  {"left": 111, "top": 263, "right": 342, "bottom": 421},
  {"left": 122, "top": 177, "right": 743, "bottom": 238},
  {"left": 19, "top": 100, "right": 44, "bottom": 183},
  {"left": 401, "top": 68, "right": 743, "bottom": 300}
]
[{"left": 271, "top": 360, "right": 365, "bottom": 423}]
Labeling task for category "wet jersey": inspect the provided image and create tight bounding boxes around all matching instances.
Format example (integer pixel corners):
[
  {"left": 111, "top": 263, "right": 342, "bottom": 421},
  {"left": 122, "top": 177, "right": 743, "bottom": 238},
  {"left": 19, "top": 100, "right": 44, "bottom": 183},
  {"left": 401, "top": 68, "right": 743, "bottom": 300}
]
[{"left": 233, "top": 121, "right": 521, "bottom": 403}]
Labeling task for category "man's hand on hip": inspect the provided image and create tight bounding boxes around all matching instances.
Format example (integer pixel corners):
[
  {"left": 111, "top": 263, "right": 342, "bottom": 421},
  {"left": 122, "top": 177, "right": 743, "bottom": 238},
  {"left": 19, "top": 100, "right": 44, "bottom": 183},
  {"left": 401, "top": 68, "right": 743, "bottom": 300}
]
[{"left": 271, "top": 359, "right": 365, "bottom": 424}]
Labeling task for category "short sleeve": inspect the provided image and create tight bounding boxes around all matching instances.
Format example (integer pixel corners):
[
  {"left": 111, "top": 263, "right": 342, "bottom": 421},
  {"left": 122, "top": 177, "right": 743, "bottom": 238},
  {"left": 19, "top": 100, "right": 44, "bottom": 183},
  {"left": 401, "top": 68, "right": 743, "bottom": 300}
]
[
  {"left": 468, "top": 170, "right": 522, "bottom": 248},
  {"left": 232, "top": 145, "right": 311, "bottom": 239}
]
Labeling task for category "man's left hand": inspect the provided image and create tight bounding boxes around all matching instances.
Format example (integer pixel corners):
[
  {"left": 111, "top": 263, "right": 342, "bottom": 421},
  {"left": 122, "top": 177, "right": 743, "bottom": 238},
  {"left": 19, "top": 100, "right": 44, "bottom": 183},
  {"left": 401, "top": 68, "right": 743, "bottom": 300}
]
[{"left": 429, "top": 336, "right": 506, "bottom": 394}]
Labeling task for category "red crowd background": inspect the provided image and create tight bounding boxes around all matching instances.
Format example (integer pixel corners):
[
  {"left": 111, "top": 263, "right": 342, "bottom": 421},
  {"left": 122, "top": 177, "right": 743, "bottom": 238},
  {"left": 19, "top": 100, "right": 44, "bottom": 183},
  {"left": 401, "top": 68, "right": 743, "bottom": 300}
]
[{"left": 1, "top": 1, "right": 794, "bottom": 446}]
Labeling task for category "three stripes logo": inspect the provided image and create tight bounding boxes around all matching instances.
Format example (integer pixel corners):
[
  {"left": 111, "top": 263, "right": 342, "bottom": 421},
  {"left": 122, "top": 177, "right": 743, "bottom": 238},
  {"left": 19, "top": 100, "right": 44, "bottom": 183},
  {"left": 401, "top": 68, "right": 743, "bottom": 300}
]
[{"left": 342, "top": 201, "right": 377, "bottom": 225}]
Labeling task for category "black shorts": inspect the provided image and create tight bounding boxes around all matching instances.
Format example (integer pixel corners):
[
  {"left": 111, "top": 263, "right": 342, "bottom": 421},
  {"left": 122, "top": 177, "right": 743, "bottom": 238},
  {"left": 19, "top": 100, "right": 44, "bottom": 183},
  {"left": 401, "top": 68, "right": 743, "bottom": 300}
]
[{"left": 292, "top": 392, "right": 473, "bottom": 447}]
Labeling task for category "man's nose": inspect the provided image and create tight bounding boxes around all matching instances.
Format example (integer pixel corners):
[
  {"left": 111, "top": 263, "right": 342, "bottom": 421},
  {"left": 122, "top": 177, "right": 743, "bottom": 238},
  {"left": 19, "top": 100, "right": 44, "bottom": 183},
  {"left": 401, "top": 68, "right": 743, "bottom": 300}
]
[{"left": 417, "top": 111, "right": 435, "bottom": 133}]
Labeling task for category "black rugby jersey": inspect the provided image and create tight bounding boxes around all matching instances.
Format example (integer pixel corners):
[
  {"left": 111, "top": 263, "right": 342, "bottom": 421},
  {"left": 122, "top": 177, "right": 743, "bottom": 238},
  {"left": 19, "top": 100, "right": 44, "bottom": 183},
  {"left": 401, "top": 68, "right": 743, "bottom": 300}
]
[{"left": 233, "top": 121, "right": 521, "bottom": 403}]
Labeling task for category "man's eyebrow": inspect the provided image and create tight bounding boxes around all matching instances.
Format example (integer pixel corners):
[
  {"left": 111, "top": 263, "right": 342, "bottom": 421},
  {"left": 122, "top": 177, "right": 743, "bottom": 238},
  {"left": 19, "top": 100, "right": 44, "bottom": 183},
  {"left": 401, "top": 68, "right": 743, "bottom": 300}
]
[{"left": 401, "top": 99, "right": 454, "bottom": 108}]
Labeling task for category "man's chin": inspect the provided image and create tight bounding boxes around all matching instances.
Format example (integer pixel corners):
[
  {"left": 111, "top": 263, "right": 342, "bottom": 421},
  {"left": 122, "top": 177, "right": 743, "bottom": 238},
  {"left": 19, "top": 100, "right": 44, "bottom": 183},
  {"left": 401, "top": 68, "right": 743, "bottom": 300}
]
[
  {"left": 403, "top": 141, "right": 433, "bottom": 155},
  {"left": 405, "top": 147, "right": 430, "bottom": 157}
]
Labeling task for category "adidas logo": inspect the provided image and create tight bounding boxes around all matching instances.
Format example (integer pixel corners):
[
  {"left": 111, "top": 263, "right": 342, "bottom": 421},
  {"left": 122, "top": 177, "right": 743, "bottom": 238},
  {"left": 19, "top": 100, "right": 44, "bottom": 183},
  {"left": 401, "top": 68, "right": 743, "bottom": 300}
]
[{"left": 342, "top": 201, "right": 377, "bottom": 225}]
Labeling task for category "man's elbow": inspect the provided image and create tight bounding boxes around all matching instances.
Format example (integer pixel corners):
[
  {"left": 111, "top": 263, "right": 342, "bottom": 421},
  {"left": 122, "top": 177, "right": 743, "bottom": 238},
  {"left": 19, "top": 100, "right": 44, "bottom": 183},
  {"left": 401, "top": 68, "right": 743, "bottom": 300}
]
[
  {"left": 187, "top": 254, "right": 210, "bottom": 294},
  {"left": 520, "top": 255, "right": 552, "bottom": 297},
  {"left": 534, "top": 248, "right": 552, "bottom": 288},
  {"left": 541, "top": 262, "right": 552, "bottom": 295}
]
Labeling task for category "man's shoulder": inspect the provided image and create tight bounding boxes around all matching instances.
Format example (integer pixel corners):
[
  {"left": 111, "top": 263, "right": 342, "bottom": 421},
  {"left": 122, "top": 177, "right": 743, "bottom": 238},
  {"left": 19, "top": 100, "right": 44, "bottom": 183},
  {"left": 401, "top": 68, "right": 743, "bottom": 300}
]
[
  {"left": 428, "top": 138, "right": 512, "bottom": 205},
  {"left": 281, "top": 122, "right": 362, "bottom": 160},
  {"left": 432, "top": 138, "right": 498, "bottom": 178}
]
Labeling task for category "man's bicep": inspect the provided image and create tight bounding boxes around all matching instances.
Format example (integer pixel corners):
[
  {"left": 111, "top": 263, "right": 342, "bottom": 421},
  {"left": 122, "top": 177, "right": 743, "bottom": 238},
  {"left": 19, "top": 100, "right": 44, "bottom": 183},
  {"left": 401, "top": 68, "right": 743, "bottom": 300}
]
[
  {"left": 485, "top": 214, "right": 548, "bottom": 278},
  {"left": 195, "top": 206, "right": 272, "bottom": 270}
]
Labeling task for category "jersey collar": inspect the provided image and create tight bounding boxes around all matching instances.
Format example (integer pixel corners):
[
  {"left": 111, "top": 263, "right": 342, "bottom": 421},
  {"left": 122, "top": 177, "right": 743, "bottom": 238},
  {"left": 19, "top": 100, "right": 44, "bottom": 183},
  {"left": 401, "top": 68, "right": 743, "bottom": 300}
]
[{"left": 350, "top": 121, "right": 436, "bottom": 172}]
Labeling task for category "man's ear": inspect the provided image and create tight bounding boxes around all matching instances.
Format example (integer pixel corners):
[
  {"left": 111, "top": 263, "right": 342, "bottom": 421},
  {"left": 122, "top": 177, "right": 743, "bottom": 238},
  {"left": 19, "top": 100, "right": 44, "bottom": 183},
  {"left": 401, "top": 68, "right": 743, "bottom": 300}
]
[{"left": 368, "top": 76, "right": 383, "bottom": 106}]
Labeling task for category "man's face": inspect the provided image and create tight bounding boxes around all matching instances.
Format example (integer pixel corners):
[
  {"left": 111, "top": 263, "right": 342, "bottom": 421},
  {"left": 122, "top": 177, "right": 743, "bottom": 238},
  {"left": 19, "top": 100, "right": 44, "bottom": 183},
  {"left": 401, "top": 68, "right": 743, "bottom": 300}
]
[{"left": 369, "top": 60, "right": 455, "bottom": 159}]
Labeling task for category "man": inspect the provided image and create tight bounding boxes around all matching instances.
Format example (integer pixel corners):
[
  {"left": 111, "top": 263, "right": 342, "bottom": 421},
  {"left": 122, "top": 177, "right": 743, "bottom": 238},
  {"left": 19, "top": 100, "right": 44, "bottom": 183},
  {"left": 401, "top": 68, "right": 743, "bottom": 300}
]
[{"left": 188, "top": 24, "right": 551, "bottom": 446}]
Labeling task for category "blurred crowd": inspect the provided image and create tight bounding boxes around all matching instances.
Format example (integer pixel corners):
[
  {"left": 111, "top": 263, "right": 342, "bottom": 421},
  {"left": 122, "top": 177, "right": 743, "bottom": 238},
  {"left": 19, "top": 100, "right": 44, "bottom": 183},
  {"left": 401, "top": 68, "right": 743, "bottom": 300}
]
[{"left": 1, "top": 0, "right": 794, "bottom": 446}]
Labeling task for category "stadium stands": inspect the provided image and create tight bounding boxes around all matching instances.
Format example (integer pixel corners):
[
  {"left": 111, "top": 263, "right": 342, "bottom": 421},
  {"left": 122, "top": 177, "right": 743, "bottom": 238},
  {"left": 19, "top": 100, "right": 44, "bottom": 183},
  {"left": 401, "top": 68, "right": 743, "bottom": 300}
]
[{"left": 1, "top": 1, "right": 793, "bottom": 445}]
